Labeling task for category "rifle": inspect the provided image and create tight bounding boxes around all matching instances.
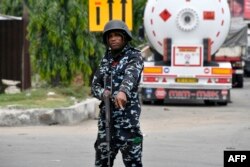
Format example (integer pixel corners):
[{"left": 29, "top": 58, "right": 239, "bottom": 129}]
[{"left": 103, "top": 74, "right": 112, "bottom": 167}]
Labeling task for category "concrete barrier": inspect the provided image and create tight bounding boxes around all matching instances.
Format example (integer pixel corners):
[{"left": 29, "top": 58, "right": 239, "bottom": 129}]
[{"left": 0, "top": 98, "right": 100, "bottom": 126}]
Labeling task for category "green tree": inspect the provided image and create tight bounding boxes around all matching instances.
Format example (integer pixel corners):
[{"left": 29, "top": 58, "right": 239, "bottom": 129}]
[
  {"left": 131, "top": 0, "right": 147, "bottom": 46},
  {"left": 26, "top": 0, "right": 104, "bottom": 86},
  {"left": 0, "top": 0, "right": 23, "bottom": 16}
]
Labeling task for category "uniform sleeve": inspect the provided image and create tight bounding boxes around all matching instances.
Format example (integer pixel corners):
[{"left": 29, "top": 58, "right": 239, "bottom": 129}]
[
  {"left": 119, "top": 52, "right": 144, "bottom": 98},
  {"left": 91, "top": 60, "right": 106, "bottom": 100}
]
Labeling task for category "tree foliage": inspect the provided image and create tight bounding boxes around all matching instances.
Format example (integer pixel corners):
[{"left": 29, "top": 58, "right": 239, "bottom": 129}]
[
  {"left": 131, "top": 0, "right": 147, "bottom": 46},
  {"left": 0, "top": 0, "right": 23, "bottom": 16},
  {"left": 25, "top": 0, "right": 105, "bottom": 86}
]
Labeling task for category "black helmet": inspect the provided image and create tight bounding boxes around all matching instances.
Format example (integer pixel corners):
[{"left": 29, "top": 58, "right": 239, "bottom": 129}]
[{"left": 103, "top": 20, "right": 132, "bottom": 44}]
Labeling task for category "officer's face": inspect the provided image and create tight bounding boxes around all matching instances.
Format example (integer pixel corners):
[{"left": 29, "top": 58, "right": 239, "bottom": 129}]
[{"left": 107, "top": 31, "right": 125, "bottom": 51}]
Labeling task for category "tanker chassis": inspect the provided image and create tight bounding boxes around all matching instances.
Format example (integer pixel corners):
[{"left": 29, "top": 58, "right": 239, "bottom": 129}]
[
  {"left": 215, "top": 19, "right": 247, "bottom": 88},
  {"left": 139, "top": 0, "right": 232, "bottom": 105}
]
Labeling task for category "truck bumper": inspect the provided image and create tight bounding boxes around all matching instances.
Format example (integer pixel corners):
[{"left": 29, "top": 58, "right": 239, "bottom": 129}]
[{"left": 140, "top": 87, "right": 230, "bottom": 102}]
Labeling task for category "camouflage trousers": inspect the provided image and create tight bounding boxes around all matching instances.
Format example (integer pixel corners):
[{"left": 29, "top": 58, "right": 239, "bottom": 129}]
[{"left": 94, "top": 125, "right": 143, "bottom": 167}]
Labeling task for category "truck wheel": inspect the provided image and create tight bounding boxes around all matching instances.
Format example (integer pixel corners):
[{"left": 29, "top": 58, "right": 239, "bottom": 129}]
[
  {"left": 142, "top": 100, "right": 151, "bottom": 105},
  {"left": 155, "top": 100, "right": 164, "bottom": 105},
  {"left": 217, "top": 101, "right": 228, "bottom": 106},
  {"left": 236, "top": 74, "right": 244, "bottom": 88},
  {"left": 204, "top": 100, "right": 216, "bottom": 106}
]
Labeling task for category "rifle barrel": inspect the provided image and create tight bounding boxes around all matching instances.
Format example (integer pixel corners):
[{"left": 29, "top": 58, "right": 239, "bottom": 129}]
[{"left": 104, "top": 94, "right": 111, "bottom": 166}]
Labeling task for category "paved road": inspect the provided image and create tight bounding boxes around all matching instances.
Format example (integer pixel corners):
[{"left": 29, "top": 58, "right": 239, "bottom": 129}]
[{"left": 1, "top": 78, "right": 250, "bottom": 167}]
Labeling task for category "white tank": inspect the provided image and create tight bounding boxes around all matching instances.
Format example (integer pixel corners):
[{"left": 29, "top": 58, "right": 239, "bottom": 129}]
[{"left": 143, "top": 0, "right": 231, "bottom": 55}]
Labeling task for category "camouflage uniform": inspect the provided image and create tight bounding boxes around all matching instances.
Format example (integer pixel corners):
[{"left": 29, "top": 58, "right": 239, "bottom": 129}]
[{"left": 91, "top": 44, "right": 144, "bottom": 167}]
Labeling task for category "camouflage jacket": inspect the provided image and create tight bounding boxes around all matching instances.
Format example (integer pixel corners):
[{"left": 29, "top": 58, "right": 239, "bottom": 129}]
[{"left": 91, "top": 44, "right": 144, "bottom": 129}]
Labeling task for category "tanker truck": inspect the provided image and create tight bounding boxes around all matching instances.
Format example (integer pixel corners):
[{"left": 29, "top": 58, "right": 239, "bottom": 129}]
[{"left": 139, "top": 0, "right": 232, "bottom": 105}]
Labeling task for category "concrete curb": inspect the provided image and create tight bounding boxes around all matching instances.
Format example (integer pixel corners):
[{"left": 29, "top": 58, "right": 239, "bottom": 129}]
[{"left": 0, "top": 98, "right": 100, "bottom": 126}]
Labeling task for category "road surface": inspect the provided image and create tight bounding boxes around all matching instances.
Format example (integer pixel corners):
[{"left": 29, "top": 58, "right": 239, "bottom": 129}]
[{"left": 1, "top": 78, "right": 250, "bottom": 167}]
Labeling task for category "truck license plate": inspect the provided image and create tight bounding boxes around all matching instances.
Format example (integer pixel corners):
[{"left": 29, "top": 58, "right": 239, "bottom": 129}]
[{"left": 175, "top": 78, "right": 198, "bottom": 83}]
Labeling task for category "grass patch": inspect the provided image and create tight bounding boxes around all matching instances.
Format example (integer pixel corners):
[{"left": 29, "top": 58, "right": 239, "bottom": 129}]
[{"left": 0, "top": 86, "right": 91, "bottom": 109}]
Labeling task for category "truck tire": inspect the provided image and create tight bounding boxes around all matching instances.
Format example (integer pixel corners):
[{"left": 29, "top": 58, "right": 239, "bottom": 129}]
[
  {"left": 217, "top": 101, "right": 228, "bottom": 106},
  {"left": 204, "top": 100, "right": 228, "bottom": 106},
  {"left": 232, "top": 74, "right": 243, "bottom": 88},
  {"left": 204, "top": 100, "right": 216, "bottom": 106},
  {"left": 236, "top": 74, "right": 244, "bottom": 88},
  {"left": 142, "top": 100, "right": 151, "bottom": 105}
]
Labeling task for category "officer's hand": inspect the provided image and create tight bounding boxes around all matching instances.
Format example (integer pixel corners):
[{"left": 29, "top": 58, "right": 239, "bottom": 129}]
[
  {"left": 115, "top": 91, "right": 127, "bottom": 109},
  {"left": 103, "top": 89, "right": 111, "bottom": 98}
]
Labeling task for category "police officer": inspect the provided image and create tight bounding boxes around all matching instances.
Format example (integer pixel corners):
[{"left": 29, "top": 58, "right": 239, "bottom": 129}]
[{"left": 91, "top": 20, "right": 144, "bottom": 167}]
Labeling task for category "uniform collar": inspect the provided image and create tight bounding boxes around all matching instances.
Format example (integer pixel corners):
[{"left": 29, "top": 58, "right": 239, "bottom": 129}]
[
  {"left": 108, "top": 44, "right": 130, "bottom": 54},
  {"left": 107, "top": 44, "right": 131, "bottom": 60}
]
